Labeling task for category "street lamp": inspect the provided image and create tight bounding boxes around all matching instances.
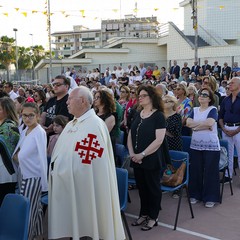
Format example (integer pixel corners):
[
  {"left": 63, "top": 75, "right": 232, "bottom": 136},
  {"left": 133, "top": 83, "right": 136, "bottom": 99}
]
[
  {"left": 13, "top": 28, "right": 19, "bottom": 81},
  {"left": 29, "top": 34, "right": 34, "bottom": 80}
]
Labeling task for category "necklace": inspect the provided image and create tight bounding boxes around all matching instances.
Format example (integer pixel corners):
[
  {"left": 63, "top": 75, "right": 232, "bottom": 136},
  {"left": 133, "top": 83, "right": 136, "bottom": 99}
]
[
  {"left": 141, "top": 109, "right": 153, "bottom": 118},
  {"left": 135, "top": 118, "right": 143, "bottom": 149}
]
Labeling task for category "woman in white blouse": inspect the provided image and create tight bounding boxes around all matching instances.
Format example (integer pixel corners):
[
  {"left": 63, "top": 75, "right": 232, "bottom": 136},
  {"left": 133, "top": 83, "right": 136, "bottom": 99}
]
[
  {"left": 13, "top": 102, "right": 48, "bottom": 239},
  {"left": 186, "top": 87, "right": 220, "bottom": 208}
]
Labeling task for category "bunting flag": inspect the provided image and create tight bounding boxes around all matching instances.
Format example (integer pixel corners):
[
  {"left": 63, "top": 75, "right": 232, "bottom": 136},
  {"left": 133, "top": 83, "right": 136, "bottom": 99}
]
[
  {"left": 61, "top": 11, "right": 65, "bottom": 15},
  {"left": 80, "top": 10, "right": 85, "bottom": 17},
  {"left": 154, "top": 8, "right": 159, "bottom": 11},
  {"left": 21, "top": 12, "right": 27, "bottom": 17},
  {"left": 14, "top": 8, "right": 19, "bottom": 11},
  {"left": 32, "top": 10, "right": 38, "bottom": 14},
  {"left": 219, "top": 6, "right": 225, "bottom": 10},
  {"left": 3, "top": 13, "right": 8, "bottom": 17},
  {"left": 112, "top": 9, "right": 118, "bottom": 13}
]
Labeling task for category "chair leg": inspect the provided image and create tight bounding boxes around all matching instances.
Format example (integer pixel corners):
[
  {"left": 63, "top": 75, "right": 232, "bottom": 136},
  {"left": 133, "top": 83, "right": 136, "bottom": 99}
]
[
  {"left": 220, "top": 168, "right": 226, "bottom": 204},
  {"left": 185, "top": 185, "right": 194, "bottom": 219},
  {"left": 121, "top": 211, "right": 132, "bottom": 240},
  {"left": 174, "top": 187, "right": 183, "bottom": 230},
  {"left": 127, "top": 191, "right": 131, "bottom": 203},
  {"left": 226, "top": 167, "right": 233, "bottom": 196}
]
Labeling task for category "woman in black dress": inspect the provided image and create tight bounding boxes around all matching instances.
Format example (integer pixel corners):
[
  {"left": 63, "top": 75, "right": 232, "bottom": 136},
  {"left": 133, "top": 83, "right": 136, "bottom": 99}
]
[
  {"left": 163, "top": 95, "right": 182, "bottom": 151},
  {"left": 127, "top": 85, "right": 167, "bottom": 231}
]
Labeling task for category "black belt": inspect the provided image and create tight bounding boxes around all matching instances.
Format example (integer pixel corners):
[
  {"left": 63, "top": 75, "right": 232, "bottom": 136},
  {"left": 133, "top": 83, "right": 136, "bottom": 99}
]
[{"left": 225, "top": 122, "right": 240, "bottom": 127}]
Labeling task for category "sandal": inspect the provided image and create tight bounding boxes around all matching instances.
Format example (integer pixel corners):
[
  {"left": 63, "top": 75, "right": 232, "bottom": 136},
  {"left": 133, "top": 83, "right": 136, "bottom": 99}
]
[
  {"left": 141, "top": 218, "right": 158, "bottom": 231},
  {"left": 131, "top": 216, "right": 148, "bottom": 226}
]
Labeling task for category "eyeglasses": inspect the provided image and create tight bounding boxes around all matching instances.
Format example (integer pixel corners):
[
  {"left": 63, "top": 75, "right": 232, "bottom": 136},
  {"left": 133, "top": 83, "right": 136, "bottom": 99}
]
[
  {"left": 130, "top": 91, "right": 136, "bottom": 94},
  {"left": 94, "top": 96, "right": 101, "bottom": 100},
  {"left": 138, "top": 94, "right": 149, "bottom": 99},
  {"left": 199, "top": 93, "right": 209, "bottom": 98},
  {"left": 22, "top": 114, "right": 36, "bottom": 119},
  {"left": 163, "top": 100, "right": 173, "bottom": 103},
  {"left": 52, "top": 83, "right": 65, "bottom": 87}
]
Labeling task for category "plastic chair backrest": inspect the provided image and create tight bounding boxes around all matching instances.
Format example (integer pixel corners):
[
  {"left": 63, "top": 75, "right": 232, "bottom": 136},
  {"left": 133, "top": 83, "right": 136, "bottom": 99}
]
[
  {"left": 169, "top": 150, "right": 189, "bottom": 184},
  {"left": 219, "top": 139, "right": 229, "bottom": 154},
  {"left": 116, "top": 131, "right": 124, "bottom": 144},
  {"left": 116, "top": 168, "right": 128, "bottom": 211},
  {"left": 0, "top": 193, "right": 30, "bottom": 240},
  {"left": 116, "top": 144, "right": 129, "bottom": 166},
  {"left": 181, "top": 136, "right": 192, "bottom": 154}
]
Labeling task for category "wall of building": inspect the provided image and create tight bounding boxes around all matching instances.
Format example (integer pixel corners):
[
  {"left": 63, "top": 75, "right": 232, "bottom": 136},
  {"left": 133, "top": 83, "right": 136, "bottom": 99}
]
[{"left": 183, "top": 0, "right": 240, "bottom": 40}]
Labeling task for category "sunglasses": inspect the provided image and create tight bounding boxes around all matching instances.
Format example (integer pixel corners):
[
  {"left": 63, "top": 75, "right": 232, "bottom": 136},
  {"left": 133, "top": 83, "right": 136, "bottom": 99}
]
[
  {"left": 52, "top": 83, "right": 65, "bottom": 87},
  {"left": 199, "top": 93, "right": 209, "bottom": 98},
  {"left": 130, "top": 91, "right": 136, "bottom": 94}
]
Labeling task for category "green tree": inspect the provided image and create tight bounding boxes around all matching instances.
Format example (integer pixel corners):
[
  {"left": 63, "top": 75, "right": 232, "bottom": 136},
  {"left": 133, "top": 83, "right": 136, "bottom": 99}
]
[{"left": 0, "top": 36, "right": 15, "bottom": 81}]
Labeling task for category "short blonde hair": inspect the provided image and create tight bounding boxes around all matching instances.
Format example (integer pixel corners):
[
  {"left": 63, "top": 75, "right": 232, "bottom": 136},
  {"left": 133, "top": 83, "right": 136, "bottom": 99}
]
[
  {"left": 177, "top": 83, "right": 188, "bottom": 96},
  {"left": 163, "top": 95, "right": 178, "bottom": 111}
]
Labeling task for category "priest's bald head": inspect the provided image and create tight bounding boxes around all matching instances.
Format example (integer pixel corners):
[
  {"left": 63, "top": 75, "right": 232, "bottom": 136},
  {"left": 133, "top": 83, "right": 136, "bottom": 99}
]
[{"left": 67, "top": 86, "right": 93, "bottom": 118}]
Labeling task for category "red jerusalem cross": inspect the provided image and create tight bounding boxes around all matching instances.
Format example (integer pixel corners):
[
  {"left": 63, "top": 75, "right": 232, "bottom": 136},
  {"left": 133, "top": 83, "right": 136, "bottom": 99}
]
[{"left": 75, "top": 134, "right": 104, "bottom": 164}]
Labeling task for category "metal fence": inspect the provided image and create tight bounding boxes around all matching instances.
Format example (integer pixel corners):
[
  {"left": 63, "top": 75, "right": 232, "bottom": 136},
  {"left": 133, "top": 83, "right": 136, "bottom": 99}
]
[{"left": 0, "top": 69, "right": 36, "bottom": 83}]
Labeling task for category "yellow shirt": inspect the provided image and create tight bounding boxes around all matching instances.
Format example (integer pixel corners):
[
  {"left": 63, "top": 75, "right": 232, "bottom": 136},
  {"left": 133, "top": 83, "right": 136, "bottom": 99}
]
[{"left": 152, "top": 69, "right": 161, "bottom": 77}]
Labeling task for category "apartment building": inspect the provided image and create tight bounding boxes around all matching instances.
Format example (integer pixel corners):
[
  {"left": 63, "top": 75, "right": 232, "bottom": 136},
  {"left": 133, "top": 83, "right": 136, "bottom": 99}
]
[{"left": 51, "top": 16, "right": 159, "bottom": 57}]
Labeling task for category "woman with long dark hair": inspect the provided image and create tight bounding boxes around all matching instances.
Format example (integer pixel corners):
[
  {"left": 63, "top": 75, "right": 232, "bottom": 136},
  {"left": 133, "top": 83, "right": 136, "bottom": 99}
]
[{"left": 128, "top": 85, "right": 168, "bottom": 231}]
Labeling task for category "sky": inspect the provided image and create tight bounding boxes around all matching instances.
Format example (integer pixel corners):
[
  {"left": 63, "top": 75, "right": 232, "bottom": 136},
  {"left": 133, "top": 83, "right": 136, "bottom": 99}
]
[{"left": 0, "top": 0, "right": 183, "bottom": 49}]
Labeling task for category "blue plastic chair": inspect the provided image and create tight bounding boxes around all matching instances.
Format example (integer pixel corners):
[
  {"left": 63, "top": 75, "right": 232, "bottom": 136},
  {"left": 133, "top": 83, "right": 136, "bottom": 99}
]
[
  {"left": 181, "top": 136, "right": 192, "bottom": 154},
  {"left": 116, "top": 168, "right": 132, "bottom": 240},
  {"left": 0, "top": 193, "right": 30, "bottom": 240},
  {"left": 116, "top": 130, "right": 125, "bottom": 145},
  {"left": 115, "top": 143, "right": 129, "bottom": 167},
  {"left": 161, "top": 150, "right": 194, "bottom": 230},
  {"left": 219, "top": 139, "right": 233, "bottom": 203}
]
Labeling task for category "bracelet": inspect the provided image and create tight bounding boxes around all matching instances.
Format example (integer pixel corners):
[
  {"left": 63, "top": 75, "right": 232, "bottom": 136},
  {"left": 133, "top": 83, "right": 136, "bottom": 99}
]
[{"left": 141, "top": 151, "right": 146, "bottom": 157}]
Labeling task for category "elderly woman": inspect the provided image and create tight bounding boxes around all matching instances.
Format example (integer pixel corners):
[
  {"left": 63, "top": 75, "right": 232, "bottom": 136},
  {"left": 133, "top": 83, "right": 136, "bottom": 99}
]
[
  {"left": 175, "top": 83, "right": 193, "bottom": 136},
  {"left": 202, "top": 76, "right": 219, "bottom": 108},
  {"left": 128, "top": 85, "right": 168, "bottom": 231},
  {"left": 163, "top": 95, "right": 182, "bottom": 151},
  {"left": 187, "top": 84, "right": 199, "bottom": 107},
  {"left": 0, "top": 97, "right": 20, "bottom": 205},
  {"left": 186, "top": 87, "right": 220, "bottom": 208}
]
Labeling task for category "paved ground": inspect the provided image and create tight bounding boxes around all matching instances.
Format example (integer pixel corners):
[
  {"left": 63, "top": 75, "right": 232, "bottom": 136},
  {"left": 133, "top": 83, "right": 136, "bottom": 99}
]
[{"left": 42, "top": 170, "right": 240, "bottom": 240}]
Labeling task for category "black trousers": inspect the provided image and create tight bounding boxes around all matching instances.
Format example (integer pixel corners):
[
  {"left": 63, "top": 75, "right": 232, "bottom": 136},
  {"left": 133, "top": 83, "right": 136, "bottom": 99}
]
[
  {"left": 0, "top": 182, "right": 16, "bottom": 206},
  {"left": 189, "top": 149, "right": 220, "bottom": 203},
  {"left": 134, "top": 167, "right": 162, "bottom": 220}
]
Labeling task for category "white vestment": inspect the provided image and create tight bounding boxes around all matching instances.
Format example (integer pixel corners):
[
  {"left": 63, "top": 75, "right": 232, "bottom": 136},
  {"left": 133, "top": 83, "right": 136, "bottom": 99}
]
[{"left": 48, "top": 109, "right": 125, "bottom": 240}]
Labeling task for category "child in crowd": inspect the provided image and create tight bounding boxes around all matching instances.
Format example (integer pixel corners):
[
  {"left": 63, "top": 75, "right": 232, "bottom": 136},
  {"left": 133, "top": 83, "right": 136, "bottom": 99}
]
[{"left": 47, "top": 115, "right": 68, "bottom": 159}]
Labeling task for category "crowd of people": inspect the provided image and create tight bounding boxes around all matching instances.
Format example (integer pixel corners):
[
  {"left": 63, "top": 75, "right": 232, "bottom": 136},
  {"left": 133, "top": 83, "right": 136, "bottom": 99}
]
[{"left": 0, "top": 59, "right": 239, "bottom": 238}]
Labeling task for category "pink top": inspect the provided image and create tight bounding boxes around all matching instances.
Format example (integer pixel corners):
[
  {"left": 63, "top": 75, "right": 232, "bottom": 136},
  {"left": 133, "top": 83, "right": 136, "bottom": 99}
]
[{"left": 47, "top": 134, "right": 60, "bottom": 157}]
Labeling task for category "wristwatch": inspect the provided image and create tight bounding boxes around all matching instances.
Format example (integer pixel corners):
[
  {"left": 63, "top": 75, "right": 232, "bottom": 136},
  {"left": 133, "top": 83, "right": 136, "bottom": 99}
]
[{"left": 141, "top": 151, "right": 146, "bottom": 157}]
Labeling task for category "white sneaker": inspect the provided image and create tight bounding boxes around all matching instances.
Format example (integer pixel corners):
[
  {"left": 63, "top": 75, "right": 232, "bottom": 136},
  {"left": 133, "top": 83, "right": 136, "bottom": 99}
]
[
  {"left": 205, "top": 202, "right": 215, "bottom": 208},
  {"left": 190, "top": 198, "right": 198, "bottom": 204}
]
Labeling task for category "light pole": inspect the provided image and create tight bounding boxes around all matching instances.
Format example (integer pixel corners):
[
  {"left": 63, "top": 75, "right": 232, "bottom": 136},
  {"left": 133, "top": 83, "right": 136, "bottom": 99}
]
[
  {"left": 191, "top": 0, "right": 198, "bottom": 63},
  {"left": 29, "top": 34, "right": 34, "bottom": 80},
  {"left": 13, "top": 28, "right": 19, "bottom": 81}
]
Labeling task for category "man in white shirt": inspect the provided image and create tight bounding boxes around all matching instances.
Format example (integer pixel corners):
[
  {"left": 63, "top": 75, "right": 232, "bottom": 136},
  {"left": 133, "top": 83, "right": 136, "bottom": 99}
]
[{"left": 3, "top": 82, "right": 18, "bottom": 100}]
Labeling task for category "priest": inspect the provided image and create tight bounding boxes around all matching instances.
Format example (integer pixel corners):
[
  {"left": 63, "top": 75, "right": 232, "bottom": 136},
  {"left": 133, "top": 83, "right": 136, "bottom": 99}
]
[{"left": 48, "top": 86, "right": 125, "bottom": 240}]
